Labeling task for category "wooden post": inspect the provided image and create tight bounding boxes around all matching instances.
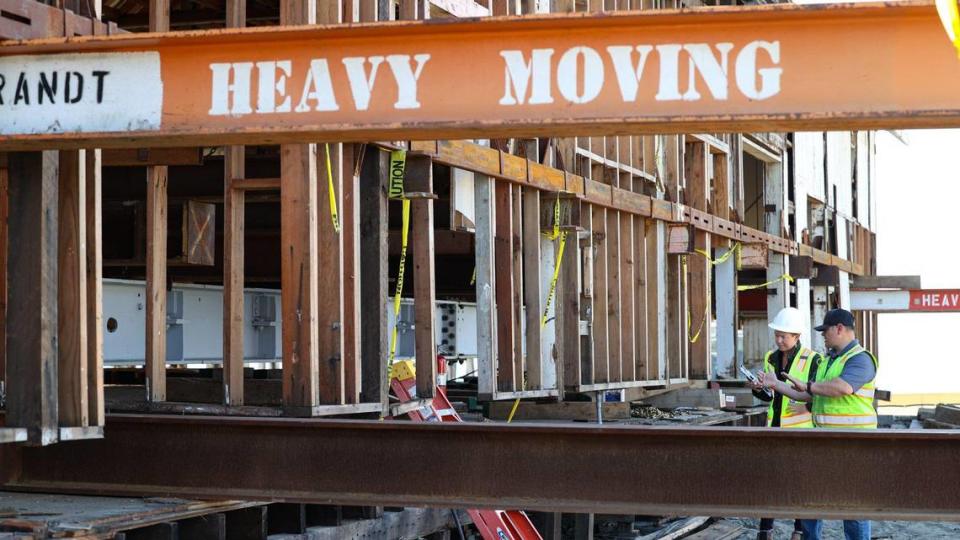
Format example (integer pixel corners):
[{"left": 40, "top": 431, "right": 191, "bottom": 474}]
[
  {"left": 686, "top": 142, "right": 712, "bottom": 380},
  {"left": 223, "top": 144, "right": 245, "bottom": 406},
  {"left": 359, "top": 146, "right": 389, "bottom": 409},
  {"left": 0, "top": 156, "right": 7, "bottom": 397},
  {"left": 85, "top": 148, "right": 104, "bottom": 426},
  {"left": 591, "top": 204, "right": 609, "bottom": 383},
  {"left": 559, "top": 229, "right": 581, "bottom": 389},
  {"left": 7, "top": 152, "right": 59, "bottom": 445},
  {"left": 407, "top": 155, "right": 437, "bottom": 399},
  {"left": 606, "top": 201, "right": 621, "bottom": 384},
  {"left": 620, "top": 191, "right": 636, "bottom": 383},
  {"left": 494, "top": 182, "right": 516, "bottom": 391},
  {"left": 512, "top": 186, "right": 524, "bottom": 389},
  {"left": 633, "top": 215, "right": 647, "bottom": 380},
  {"left": 475, "top": 174, "right": 498, "bottom": 399},
  {"left": 281, "top": 143, "right": 320, "bottom": 411},
  {"left": 145, "top": 165, "right": 167, "bottom": 402},
  {"left": 58, "top": 150, "right": 88, "bottom": 427},
  {"left": 145, "top": 0, "right": 170, "bottom": 404},
  {"left": 522, "top": 188, "right": 542, "bottom": 389},
  {"left": 342, "top": 144, "right": 361, "bottom": 404}
]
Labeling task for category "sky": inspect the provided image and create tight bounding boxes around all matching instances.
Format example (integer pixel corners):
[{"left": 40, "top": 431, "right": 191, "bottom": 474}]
[{"left": 874, "top": 130, "right": 960, "bottom": 396}]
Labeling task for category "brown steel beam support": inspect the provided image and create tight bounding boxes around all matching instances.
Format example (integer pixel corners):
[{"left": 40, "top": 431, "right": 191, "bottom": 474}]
[
  {"left": 3, "top": 416, "right": 960, "bottom": 520},
  {"left": 6, "top": 152, "right": 59, "bottom": 445}
]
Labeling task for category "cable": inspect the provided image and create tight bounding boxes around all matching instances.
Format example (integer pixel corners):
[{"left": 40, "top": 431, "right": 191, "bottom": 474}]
[{"left": 451, "top": 509, "right": 466, "bottom": 540}]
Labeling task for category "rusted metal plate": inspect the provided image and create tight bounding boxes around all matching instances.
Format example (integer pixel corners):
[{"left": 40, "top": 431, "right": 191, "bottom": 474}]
[
  {"left": 2, "top": 3, "right": 960, "bottom": 149},
  {"left": 3, "top": 415, "right": 960, "bottom": 520}
]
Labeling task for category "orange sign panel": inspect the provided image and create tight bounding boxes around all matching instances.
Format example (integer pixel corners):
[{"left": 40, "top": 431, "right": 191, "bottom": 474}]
[{"left": 1, "top": 2, "right": 959, "bottom": 148}]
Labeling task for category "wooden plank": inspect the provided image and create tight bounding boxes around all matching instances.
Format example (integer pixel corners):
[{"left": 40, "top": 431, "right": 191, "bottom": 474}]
[
  {"left": 359, "top": 146, "right": 388, "bottom": 409},
  {"left": 85, "top": 148, "right": 104, "bottom": 426},
  {"left": 408, "top": 154, "right": 437, "bottom": 399},
  {"left": 620, "top": 212, "right": 635, "bottom": 382},
  {"left": 280, "top": 143, "right": 319, "bottom": 410},
  {"left": 101, "top": 148, "right": 201, "bottom": 167},
  {"left": 6, "top": 151, "right": 59, "bottom": 445},
  {"left": 558, "top": 229, "right": 581, "bottom": 390},
  {"left": 512, "top": 185, "right": 524, "bottom": 390},
  {"left": 145, "top": 165, "right": 167, "bottom": 402},
  {"left": 591, "top": 204, "right": 609, "bottom": 384},
  {"left": 149, "top": 0, "right": 169, "bottom": 32},
  {"left": 474, "top": 173, "right": 498, "bottom": 398},
  {"left": 494, "top": 181, "right": 517, "bottom": 392},
  {"left": 522, "top": 187, "right": 542, "bottom": 390},
  {"left": 342, "top": 144, "right": 361, "bottom": 404},
  {"left": 58, "top": 150, "right": 88, "bottom": 427},
  {"left": 223, "top": 145, "right": 245, "bottom": 406},
  {"left": 231, "top": 178, "right": 280, "bottom": 191},
  {"left": 606, "top": 206, "right": 622, "bottom": 383},
  {"left": 314, "top": 0, "right": 346, "bottom": 408},
  {"left": 226, "top": 0, "right": 245, "bottom": 28},
  {"left": 713, "top": 153, "right": 730, "bottom": 220},
  {"left": 666, "top": 257, "right": 683, "bottom": 381},
  {"left": 850, "top": 275, "right": 922, "bottom": 290},
  {"left": 685, "top": 142, "right": 711, "bottom": 380},
  {"left": 634, "top": 216, "right": 648, "bottom": 380}
]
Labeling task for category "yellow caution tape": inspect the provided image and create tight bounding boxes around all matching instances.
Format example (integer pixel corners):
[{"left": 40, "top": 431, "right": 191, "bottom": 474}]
[
  {"left": 936, "top": 0, "right": 960, "bottom": 58},
  {"left": 545, "top": 193, "right": 562, "bottom": 241},
  {"left": 695, "top": 242, "right": 740, "bottom": 268},
  {"left": 387, "top": 151, "right": 412, "bottom": 364},
  {"left": 469, "top": 267, "right": 476, "bottom": 286},
  {"left": 388, "top": 150, "right": 406, "bottom": 199},
  {"left": 324, "top": 143, "right": 340, "bottom": 234},
  {"left": 737, "top": 273, "right": 794, "bottom": 292},
  {"left": 681, "top": 255, "right": 710, "bottom": 344},
  {"left": 541, "top": 231, "right": 567, "bottom": 329}
]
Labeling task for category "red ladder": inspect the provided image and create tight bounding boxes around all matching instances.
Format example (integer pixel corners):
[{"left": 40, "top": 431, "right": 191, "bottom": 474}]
[{"left": 389, "top": 357, "right": 543, "bottom": 540}]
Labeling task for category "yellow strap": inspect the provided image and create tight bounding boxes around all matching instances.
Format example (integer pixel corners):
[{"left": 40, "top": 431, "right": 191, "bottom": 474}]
[
  {"left": 937, "top": 0, "right": 960, "bottom": 58},
  {"left": 737, "top": 273, "right": 794, "bottom": 292},
  {"left": 324, "top": 143, "right": 340, "bottom": 234}
]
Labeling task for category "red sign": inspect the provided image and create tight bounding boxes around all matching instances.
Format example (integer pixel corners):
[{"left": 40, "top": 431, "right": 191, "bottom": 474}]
[{"left": 909, "top": 290, "right": 960, "bottom": 312}]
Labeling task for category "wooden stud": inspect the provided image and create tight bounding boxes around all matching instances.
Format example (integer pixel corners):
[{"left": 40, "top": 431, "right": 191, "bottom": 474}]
[
  {"left": 58, "top": 150, "right": 88, "bottom": 427},
  {"left": 634, "top": 216, "right": 648, "bottom": 380},
  {"left": 149, "top": 0, "right": 169, "bottom": 32},
  {"left": 145, "top": 165, "right": 167, "bottom": 402},
  {"left": 280, "top": 143, "right": 320, "bottom": 410},
  {"left": 408, "top": 155, "right": 437, "bottom": 399},
  {"left": 0, "top": 157, "right": 7, "bottom": 399},
  {"left": 606, "top": 199, "right": 622, "bottom": 383},
  {"left": 359, "top": 146, "right": 389, "bottom": 408},
  {"left": 591, "top": 204, "right": 609, "bottom": 383},
  {"left": 620, "top": 199, "right": 635, "bottom": 382},
  {"left": 512, "top": 185, "right": 524, "bottom": 390},
  {"left": 522, "top": 187, "right": 542, "bottom": 389},
  {"left": 85, "top": 149, "right": 103, "bottom": 426},
  {"left": 558, "top": 228, "right": 581, "bottom": 388},
  {"left": 494, "top": 182, "right": 516, "bottom": 391},
  {"left": 223, "top": 145, "right": 245, "bottom": 406},
  {"left": 685, "top": 142, "right": 711, "bottom": 380},
  {"left": 7, "top": 152, "right": 59, "bottom": 445},
  {"left": 341, "top": 144, "right": 361, "bottom": 404},
  {"left": 474, "top": 173, "right": 498, "bottom": 398}
]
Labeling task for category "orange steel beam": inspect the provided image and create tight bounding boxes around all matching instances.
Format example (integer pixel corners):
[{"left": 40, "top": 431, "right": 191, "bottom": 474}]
[{"left": 0, "top": 1, "right": 959, "bottom": 149}]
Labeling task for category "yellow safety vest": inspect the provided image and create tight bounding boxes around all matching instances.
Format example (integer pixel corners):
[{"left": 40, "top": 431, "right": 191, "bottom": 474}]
[
  {"left": 763, "top": 347, "right": 818, "bottom": 428},
  {"left": 812, "top": 344, "right": 879, "bottom": 429}
]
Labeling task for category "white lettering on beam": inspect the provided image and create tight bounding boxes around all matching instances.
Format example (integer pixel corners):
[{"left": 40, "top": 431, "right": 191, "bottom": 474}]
[
  {"left": 208, "top": 53, "right": 432, "bottom": 116},
  {"left": 498, "top": 40, "right": 782, "bottom": 106}
]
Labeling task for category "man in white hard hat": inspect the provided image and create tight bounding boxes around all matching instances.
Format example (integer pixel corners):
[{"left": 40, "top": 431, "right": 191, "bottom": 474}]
[{"left": 748, "top": 306, "right": 823, "bottom": 540}]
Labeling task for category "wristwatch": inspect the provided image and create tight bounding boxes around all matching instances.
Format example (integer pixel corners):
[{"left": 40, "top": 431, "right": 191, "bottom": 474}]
[{"left": 806, "top": 381, "right": 814, "bottom": 395}]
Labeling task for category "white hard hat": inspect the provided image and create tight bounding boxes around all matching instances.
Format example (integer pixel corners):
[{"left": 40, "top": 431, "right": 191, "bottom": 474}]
[{"left": 769, "top": 307, "right": 805, "bottom": 334}]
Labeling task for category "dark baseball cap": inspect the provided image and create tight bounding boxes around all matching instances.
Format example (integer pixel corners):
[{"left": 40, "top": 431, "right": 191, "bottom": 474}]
[{"left": 814, "top": 308, "right": 855, "bottom": 332}]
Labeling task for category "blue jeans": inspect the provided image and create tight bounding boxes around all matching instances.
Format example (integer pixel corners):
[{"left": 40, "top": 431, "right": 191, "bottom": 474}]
[{"left": 799, "top": 519, "right": 871, "bottom": 540}]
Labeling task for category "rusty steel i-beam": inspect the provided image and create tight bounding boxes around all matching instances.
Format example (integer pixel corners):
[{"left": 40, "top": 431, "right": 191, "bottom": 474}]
[
  {"left": 2, "top": 415, "right": 960, "bottom": 520},
  {"left": 1, "top": 1, "right": 960, "bottom": 149}
]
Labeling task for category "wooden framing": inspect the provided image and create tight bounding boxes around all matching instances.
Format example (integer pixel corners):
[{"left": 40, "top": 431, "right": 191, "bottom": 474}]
[
  {"left": 406, "top": 154, "right": 437, "bottom": 399},
  {"left": 58, "top": 150, "right": 88, "bottom": 427},
  {"left": 685, "top": 141, "right": 711, "bottom": 380},
  {"left": 223, "top": 144, "right": 245, "bottom": 406},
  {"left": 145, "top": 164, "right": 167, "bottom": 402}
]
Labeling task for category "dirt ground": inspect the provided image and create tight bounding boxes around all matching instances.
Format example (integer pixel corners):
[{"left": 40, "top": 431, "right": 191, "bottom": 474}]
[{"left": 727, "top": 517, "right": 960, "bottom": 539}]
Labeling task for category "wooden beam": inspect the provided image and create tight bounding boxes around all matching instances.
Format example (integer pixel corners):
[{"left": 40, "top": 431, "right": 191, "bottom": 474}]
[
  {"left": 633, "top": 215, "right": 647, "bottom": 380},
  {"left": 145, "top": 165, "right": 167, "bottom": 402},
  {"left": 280, "top": 142, "right": 320, "bottom": 411},
  {"left": 0, "top": 156, "right": 7, "bottom": 402},
  {"left": 606, "top": 201, "right": 622, "bottom": 383},
  {"left": 101, "top": 148, "right": 201, "bottom": 167},
  {"left": 6, "top": 152, "right": 59, "bottom": 445},
  {"left": 149, "top": 0, "right": 169, "bottom": 32},
  {"left": 511, "top": 185, "right": 524, "bottom": 390},
  {"left": 522, "top": 187, "right": 542, "bottom": 389},
  {"left": 58, "top": 150, "right": 88, "bottom": 427},
  {"left": 494, "top": 182, "right": 516, "bottom": 392},
  {"left": 591, "top": 204, "right": 609, "bottom": 384},
  {"left": 620, "top": 209, "right": 635, "bottom": 382},
  {"left": 85, "top": 148, "right": 104, "bottom": 426},
  {"left": 226, "top": 0, "right": 245, "bottom": 28},
  {"left": 223, "top": 145, "right": 245, "bottom": 406},
  {"left": 231, "top": 178, "right": 280, "bottom": 191},
  {"left": 406, "top": 155, "right": 437, "bottom": 399},
  {"left": 359, "top": 146, "right": 389, "bottom": 408},
  {"left": 685, "top": 142, "right": 711, "bottom": 380},
  {"left": 850, "top": 275, "right": 922, "bottom": 290},
  {"left": 475, "top": 173, "right": 498, "bottom": 399},
  {"left": 342, "top": 143, "right": 361, "bottom": 404},
  {"left": 316, "top": 142, "right": 346, "bottom": 405}
]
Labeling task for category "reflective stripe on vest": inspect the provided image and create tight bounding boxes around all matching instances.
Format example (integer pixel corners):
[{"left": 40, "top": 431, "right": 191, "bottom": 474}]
[
  {"left": 812, "top": 344, "right": 879, "bottom": 429},
  {"left": 763, "top": 346, "right": 817, "bottom": 429}
]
